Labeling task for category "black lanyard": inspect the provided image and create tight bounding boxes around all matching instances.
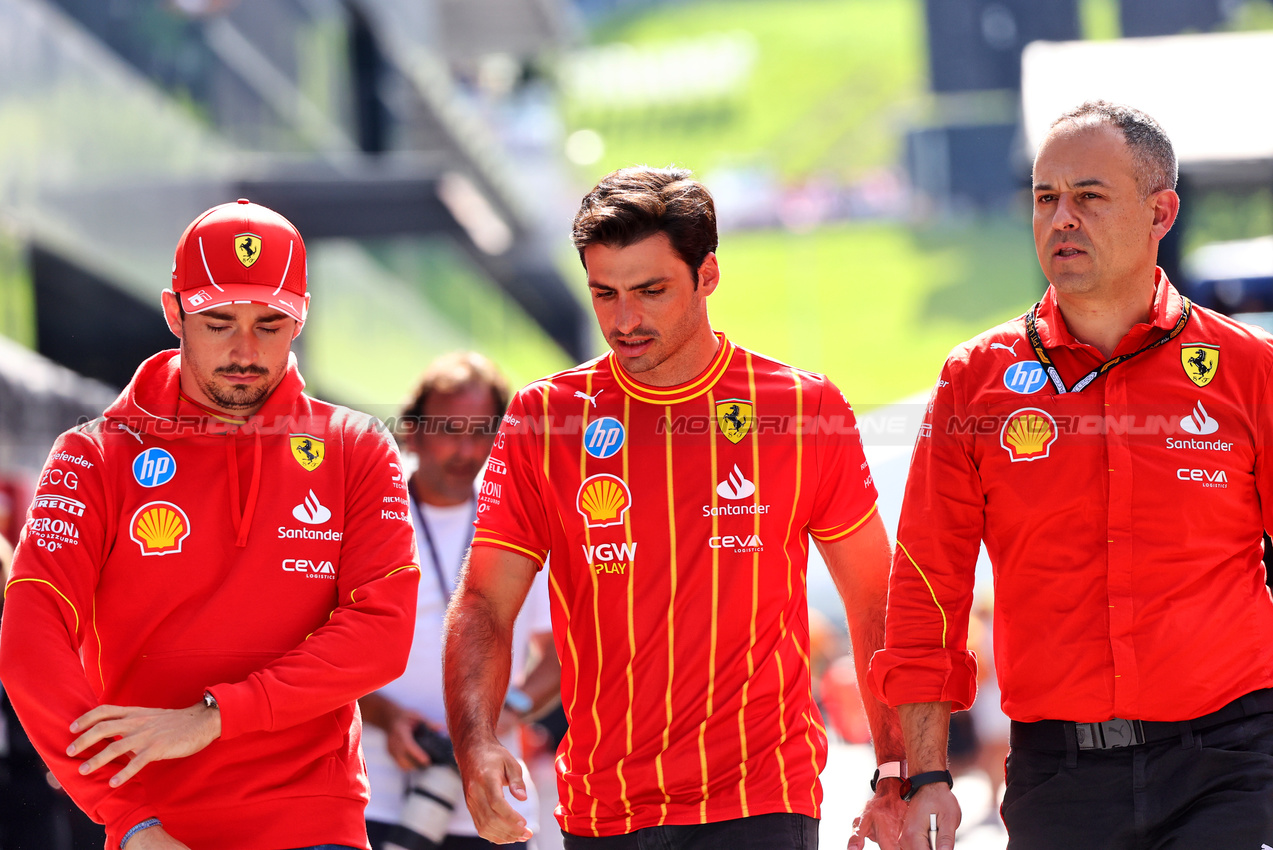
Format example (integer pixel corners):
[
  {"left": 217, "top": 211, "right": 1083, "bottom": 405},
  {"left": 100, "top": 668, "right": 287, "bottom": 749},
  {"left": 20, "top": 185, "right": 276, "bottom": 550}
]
[
  {"left": 407, "top": 483, "right": 475, "bottom": 605},
  {"left": 1024, "top": 297, "right": 1192, "bottom": 394}
]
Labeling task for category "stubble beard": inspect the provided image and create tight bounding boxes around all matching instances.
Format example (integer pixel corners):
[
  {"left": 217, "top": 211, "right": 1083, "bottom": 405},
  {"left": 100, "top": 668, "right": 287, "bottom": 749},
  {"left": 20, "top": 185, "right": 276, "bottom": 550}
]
[{"left": 202, "top": 369, "right": 276, "bottom": 411}]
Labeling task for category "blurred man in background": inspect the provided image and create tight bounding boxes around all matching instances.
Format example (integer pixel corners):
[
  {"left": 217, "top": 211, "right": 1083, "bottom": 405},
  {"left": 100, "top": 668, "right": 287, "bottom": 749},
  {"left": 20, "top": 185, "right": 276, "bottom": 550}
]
[
  {"left": 444, "top": 167, "right": 906, "bottom": 850},
  {"left": 0, "top": 200, "right": 419, "bottom": 850},
  {"left": 361, "top": 351, "right": 560, "bottom": 850},
  {"left": 873, "top": 101, "right": 1273, "bottom": 849}
]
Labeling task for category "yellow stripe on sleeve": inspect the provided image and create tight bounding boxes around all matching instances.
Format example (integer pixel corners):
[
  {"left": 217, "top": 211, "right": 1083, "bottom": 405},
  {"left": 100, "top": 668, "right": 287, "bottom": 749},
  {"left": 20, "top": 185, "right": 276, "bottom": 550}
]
[
  {"left": 350, "top": 565, "right": 421, "bottom": 605},
  {"left": 809, "top": 503, "right": 879, "bottom": 542},
  {"left": 469, "top": 537, "right": 547, "bottom": 566},
  {"left": 542, "top": 383, "right": 552, "bottom": 478},
  {"left": 896, "top": 540, "right": 948, "bottom": 649},
  {"left": 91, "top": 596, "right": 104, "bottom": 690},
  {"left": 5, "top": 578, "right": 80, "bottom": 633}
]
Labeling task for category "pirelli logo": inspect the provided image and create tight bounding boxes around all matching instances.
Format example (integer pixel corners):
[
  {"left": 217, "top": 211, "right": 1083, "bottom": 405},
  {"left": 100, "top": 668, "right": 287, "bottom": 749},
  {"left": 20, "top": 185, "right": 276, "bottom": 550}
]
[{"left": 33, "top": 494, "right": 86, "bottom": 517}]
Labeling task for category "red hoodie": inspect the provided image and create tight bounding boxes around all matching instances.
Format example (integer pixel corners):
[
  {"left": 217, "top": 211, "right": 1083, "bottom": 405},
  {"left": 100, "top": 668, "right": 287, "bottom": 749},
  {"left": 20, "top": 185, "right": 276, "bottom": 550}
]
[{"left": 0, "top": 350, "right": 420, "bottom": 850}]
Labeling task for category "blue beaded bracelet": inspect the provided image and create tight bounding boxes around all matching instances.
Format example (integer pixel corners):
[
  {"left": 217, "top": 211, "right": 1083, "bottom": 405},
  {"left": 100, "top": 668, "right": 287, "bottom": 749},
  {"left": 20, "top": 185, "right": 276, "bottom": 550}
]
[{"left": 120, "top": 818, "right": 162, "bottom": 849}]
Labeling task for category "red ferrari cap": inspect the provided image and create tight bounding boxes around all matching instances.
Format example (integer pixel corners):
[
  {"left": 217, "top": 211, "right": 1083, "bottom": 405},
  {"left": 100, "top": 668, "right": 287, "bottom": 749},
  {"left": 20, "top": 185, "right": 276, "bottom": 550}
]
[{"left": 171, "top": 199, "right": 308, "bottom": 323}]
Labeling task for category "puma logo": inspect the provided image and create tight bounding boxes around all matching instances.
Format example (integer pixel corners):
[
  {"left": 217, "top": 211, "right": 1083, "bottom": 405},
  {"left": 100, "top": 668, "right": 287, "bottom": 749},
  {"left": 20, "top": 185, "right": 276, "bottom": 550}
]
[
  {"left": 990, "top": 341, "right": 1020, "bottom": 355},
  {"left": 574, "top": 389, "right": 603, "bottom": 407}
]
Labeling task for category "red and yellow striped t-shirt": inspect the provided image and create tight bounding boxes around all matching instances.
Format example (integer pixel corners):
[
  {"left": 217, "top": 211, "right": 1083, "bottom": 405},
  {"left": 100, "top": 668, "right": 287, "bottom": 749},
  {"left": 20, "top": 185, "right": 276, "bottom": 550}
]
[{"left": 472, "top": 335, "right": 878, "bottom": 836}]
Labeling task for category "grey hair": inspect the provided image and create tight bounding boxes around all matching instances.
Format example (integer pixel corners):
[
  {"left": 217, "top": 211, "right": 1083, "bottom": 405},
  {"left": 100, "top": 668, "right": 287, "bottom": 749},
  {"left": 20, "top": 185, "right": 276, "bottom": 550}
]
[{"left": 1048, "top": 100, "right": 1178, "bottom": 197}]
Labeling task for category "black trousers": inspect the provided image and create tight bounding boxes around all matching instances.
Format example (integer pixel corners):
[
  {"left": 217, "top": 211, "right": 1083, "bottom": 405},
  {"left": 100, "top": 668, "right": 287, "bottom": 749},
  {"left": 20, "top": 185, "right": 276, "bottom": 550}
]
[
  {"left": 366, "top": 820, "right": 527, "bottom": 850},
  {"left": 562, "top": 813, "right": 817, "bottom": 850},
  {"left": 1002, "top": 710, "right": 1273, "bottom": 848}
]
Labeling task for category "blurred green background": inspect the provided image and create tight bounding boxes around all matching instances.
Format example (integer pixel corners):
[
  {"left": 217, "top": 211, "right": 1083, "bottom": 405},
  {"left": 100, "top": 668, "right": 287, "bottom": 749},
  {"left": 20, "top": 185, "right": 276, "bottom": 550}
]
[{"left": 559, "top": 0, "right": 1040, "bottom": 405}]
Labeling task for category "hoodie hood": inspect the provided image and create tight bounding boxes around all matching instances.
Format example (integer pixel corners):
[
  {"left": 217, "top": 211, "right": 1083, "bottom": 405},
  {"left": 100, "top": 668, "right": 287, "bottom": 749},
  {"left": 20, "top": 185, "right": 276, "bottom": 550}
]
[{"left": 104, "top": 349, "right": 306, "bottom": 439}]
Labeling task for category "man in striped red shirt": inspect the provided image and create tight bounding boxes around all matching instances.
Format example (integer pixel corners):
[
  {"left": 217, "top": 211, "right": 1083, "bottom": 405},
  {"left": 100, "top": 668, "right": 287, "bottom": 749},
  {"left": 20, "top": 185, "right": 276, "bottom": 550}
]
[{"left": 443, "top": 168, "right": 905, "bottom": 849}]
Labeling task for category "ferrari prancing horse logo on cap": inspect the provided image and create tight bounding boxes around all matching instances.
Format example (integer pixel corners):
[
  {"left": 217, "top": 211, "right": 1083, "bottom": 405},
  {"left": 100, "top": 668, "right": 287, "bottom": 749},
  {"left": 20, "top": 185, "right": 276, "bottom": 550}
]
[{"left": 235, "top": 232, "right": 262, "bottom": 268}]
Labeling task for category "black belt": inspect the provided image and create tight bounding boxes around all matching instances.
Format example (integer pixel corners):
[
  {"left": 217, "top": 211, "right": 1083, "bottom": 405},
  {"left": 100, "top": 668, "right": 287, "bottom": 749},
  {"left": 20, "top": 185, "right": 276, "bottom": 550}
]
[{"left": 1010, "top": 688, "right": 1273, "bottom": 752}]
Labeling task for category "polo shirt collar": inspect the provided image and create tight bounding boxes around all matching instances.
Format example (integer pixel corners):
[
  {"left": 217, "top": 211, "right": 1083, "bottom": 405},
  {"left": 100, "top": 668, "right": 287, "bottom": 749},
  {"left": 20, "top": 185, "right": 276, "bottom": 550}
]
[{"left": 1033, "top": 267, "right": 1182, "bottom": 353}]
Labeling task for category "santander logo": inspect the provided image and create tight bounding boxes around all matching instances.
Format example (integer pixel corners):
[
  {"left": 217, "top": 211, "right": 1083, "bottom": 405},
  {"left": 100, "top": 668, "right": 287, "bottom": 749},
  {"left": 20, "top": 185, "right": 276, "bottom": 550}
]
[
  {"left": 292, "top": 490, "right": 332, "bottom": 525},
  {"left": 716, "top": 464, "right": 756, "bottom": 500},
  {"left": 1180, "top": 401, "right": 1219, "bottom": 436}
]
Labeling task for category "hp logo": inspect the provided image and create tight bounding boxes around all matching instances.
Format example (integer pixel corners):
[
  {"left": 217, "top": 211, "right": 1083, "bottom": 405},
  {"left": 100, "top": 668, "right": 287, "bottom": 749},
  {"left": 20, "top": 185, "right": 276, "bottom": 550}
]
[
  {"left": 133, "top": 447, "right": 177, "bottom": 488},
  {"left": 1003, "top": 362, "right": 1047, "bottom": 395},
  {"left": 584, "top": 417, "right": 625, "bottom": 459}
]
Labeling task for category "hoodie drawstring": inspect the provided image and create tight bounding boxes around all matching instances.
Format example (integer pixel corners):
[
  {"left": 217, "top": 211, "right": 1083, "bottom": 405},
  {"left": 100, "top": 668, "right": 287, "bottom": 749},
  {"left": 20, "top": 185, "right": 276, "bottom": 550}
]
[{"left": 226, "top": 430, "right": 264, "bottom": 548}]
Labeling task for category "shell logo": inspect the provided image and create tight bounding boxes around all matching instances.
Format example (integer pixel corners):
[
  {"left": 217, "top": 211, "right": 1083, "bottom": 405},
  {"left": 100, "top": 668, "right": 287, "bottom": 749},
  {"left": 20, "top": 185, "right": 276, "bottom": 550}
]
[
  {"left": 576, "top": 474, "right": 632, "bottom": 528},
  {"left": 130, "top": 501, "right": 191, "bottom": 556},
  {"left": 1000, "top": 408, "right": 1058, "bottom": 462}
]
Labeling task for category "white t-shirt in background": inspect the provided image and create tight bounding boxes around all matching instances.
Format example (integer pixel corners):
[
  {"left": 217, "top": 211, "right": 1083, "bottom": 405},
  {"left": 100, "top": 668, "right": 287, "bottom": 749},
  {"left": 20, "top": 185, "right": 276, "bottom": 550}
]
[{"left": 364, "top": 495, "right": 552, "bottom": 836}]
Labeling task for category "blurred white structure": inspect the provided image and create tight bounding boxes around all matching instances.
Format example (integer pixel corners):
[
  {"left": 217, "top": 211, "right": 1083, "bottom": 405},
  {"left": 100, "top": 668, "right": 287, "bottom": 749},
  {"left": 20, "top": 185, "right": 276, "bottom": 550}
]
[{"left": 1022, "top": 30, "right": 1273, "bottom": 166}]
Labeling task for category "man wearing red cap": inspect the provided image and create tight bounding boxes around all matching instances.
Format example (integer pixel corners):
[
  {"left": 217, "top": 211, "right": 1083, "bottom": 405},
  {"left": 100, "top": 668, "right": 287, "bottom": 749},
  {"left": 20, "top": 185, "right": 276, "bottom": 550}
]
[{"left": 0, "top": 200, "right": 421, "bottom": 850}]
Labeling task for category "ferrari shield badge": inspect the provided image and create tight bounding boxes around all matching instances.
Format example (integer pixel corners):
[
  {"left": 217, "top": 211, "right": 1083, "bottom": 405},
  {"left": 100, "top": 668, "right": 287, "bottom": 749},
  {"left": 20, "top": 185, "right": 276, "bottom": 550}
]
[
  {"left": 235, "top": 232, "right": 262, "bottom": 268},
  {"left": 715, "top": 399, "right": 754, "bottom": 444},
  {"left": 290, "top": 434, "right": 325, "bottom": 471},
  {"left": 1180, "top": 343, "right": 1219, "bottom": 388}
]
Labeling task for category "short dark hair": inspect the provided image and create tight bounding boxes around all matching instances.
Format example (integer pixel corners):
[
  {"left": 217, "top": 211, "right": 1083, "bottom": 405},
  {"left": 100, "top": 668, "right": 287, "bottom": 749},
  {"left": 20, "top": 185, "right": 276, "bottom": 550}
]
[
  {"left": 398, "top": 351, "right": 508, "bottom": 439},
  {"left": 1048, "top": 100, "right": 1178, "bottom": 197},
  {"left": 572, "top": 166, "right": 719, "bottom": 284}
]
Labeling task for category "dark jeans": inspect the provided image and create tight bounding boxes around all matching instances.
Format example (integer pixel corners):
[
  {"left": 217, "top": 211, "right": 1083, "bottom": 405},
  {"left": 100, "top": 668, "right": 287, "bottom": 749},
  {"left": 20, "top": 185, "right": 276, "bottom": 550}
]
[
  {"left": 1002, "top": 709, "right": 1273, "bottom": 848},
  {"left": 562, "top": 813, "right": 818, "bottom": 850},
  {"left": 366, "top": 820, "right": 527, "bottom": 849}
]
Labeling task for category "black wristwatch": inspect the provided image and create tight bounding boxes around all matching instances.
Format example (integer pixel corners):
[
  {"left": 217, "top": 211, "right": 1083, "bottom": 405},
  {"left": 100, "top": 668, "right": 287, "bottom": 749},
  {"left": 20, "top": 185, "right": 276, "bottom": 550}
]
[{"left": 899, "top": 770, "right": 953, "bottom": 801}]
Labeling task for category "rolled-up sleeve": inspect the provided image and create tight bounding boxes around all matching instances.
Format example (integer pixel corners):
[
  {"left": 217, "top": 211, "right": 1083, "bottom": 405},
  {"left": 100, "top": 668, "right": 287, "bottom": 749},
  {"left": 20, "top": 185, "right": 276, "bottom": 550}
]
[{"left": 869, "top": 356, "right": 981, "bottom": 710}]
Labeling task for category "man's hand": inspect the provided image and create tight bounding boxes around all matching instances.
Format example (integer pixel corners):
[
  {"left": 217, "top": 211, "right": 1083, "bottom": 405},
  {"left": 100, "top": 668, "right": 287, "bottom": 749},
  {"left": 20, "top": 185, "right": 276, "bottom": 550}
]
[
  {"left": 66, "top": 702, "right": 221, "bottom": 788},
  {"left": 899, "top": 783, "right": 961, "bottom": 850},
  {"left": 386, "top": 708, "right": 432, "bottom": 771},
  {"left": 361, "top": 691, "right": 433, "bottom": 770},
  {"left": 848, "top": 779, "right": 906, "bottom": 850},
  {"left": 127, "top": 825, "right": 192, "bottom": 850},
  {"left": 456, "top": 737, "right": 532, "bottom": 845}
]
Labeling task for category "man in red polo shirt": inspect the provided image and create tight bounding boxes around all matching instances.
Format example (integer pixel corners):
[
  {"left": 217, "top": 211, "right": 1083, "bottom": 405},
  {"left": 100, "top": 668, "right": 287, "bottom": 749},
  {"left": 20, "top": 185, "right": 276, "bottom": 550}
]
[
  {"left": 871, "top": 101, "right": 1273, "bottom": 849},
  {"left": 0, "top": 200, "right": 419, "bottom": 850},
  {"left": 443, "top": 167, "right": 906, "bottom": 849}
]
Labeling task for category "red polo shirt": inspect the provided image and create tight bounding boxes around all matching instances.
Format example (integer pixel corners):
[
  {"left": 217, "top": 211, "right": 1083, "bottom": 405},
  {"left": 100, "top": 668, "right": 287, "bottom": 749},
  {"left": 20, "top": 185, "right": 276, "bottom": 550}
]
[{"left": 870, "top": 273, "right": 1273, "bottom": 723}]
